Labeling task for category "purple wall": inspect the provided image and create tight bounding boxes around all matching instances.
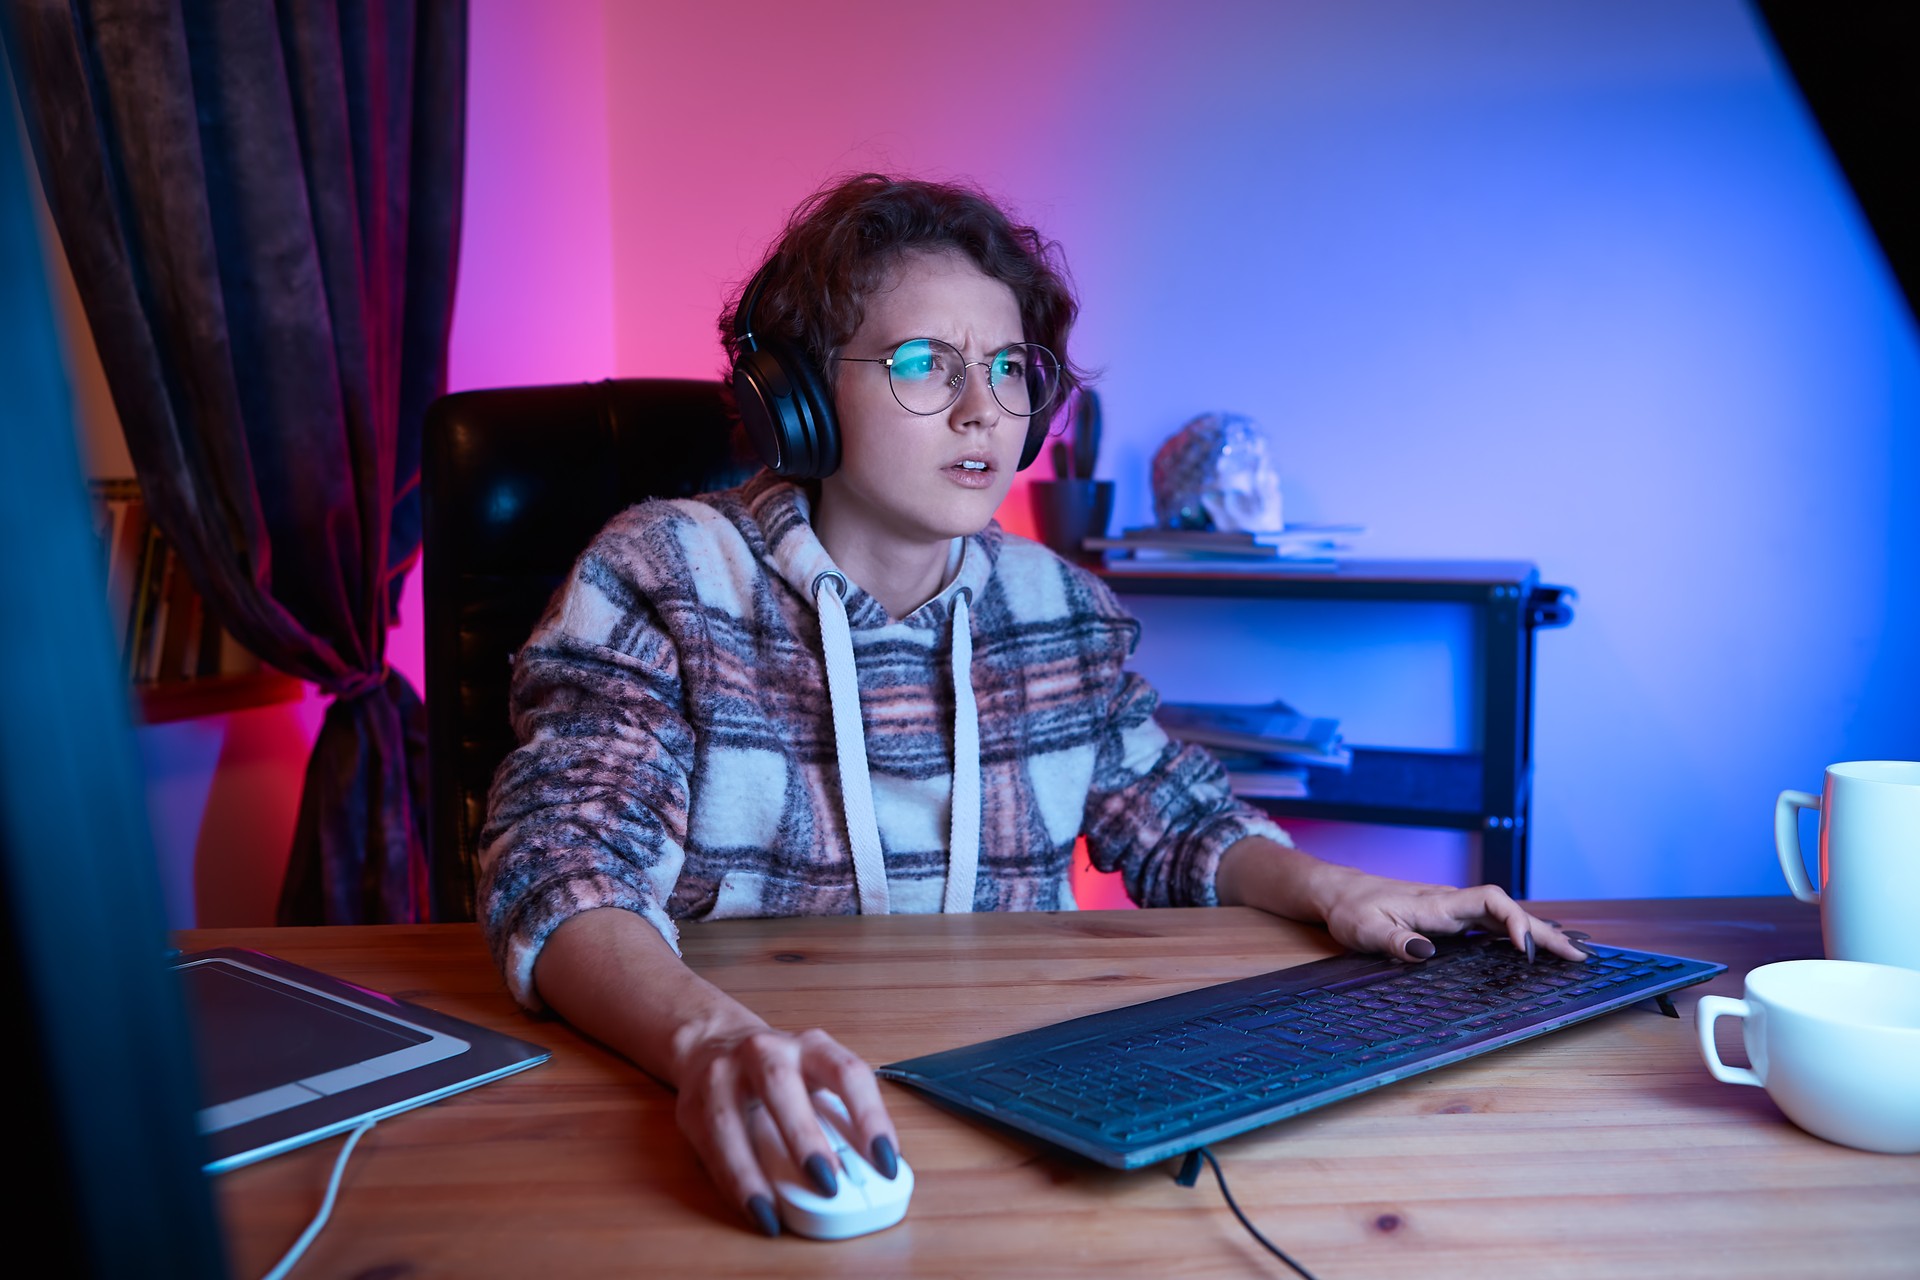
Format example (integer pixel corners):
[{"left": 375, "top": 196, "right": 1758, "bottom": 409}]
[{"left": 446, "top": 0, "right": 1920, "bottom": 901}]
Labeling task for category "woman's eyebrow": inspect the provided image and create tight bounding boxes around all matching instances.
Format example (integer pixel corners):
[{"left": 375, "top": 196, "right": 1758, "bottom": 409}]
[{"left": 871, "top": 331, "right": 1025, "bottom": 355}]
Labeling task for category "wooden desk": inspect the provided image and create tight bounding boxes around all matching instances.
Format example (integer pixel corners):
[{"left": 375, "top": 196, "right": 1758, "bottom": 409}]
[{"left": 185, "top": 899, "right": 1919, "bottom": 1279}]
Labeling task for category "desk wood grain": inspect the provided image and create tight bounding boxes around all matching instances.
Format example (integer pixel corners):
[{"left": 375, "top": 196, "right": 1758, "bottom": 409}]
[{"left": 181, "top": 898, "right": 1919, "bottom": 1279}]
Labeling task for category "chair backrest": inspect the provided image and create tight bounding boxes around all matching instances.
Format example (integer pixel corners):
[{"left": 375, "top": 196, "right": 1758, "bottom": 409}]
[{"left": 421, "top": 378, "right": 761, "bottom": 921}]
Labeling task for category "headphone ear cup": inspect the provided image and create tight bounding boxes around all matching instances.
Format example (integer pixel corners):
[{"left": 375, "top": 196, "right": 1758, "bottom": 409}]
[
  {"left": 734, "top": 348, "right": 793, "bottom": 474},
  {"left": 781, "top": 342, "right": 840, "bottom": 478},
  {"left": 1016, "top": 412, "right": 1051, "bottom": 471},
  {"left": 733, "top": 343, "right": 839, "bottom": 478}
]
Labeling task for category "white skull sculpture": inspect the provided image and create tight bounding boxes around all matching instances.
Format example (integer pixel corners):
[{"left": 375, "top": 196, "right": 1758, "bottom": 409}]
[{"left": 1150, "top": 412, "right": 1283, "bottom": 532}]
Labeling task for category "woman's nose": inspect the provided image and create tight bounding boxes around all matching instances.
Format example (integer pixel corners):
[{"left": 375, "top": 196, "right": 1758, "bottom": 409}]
[{"left": 950, "top": 362, "right": 1001, "bottom": 427}]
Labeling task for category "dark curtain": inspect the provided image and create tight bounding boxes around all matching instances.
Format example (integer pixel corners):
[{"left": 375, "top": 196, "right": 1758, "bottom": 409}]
[{"left": 4, "top": 0, "right": 467, "bottom": 924}]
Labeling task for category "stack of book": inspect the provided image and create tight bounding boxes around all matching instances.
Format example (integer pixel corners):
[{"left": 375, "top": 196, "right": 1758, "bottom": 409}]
[
  {"left": 1086, "top": 523, "right": 1363, "bottom": 569},
  {"left": 90, "top": 478, "right": 259, "bottom": 686},
  {"left": 1153, "top": 698, "right": 1351, "bottom": 800}
]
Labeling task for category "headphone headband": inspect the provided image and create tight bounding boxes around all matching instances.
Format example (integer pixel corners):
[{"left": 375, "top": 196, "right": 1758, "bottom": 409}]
[{"left": 734, "top": 257, "right": 773, "bottom": 351}]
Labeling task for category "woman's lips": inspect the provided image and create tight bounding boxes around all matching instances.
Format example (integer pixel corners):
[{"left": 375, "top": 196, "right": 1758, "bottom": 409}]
[{"left": 946, "top": 460, "right": 995, "bottom": 489}]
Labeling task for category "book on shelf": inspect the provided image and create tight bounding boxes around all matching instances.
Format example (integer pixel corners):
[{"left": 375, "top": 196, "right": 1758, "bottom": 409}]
[
  {"left": 88, "top": 478, "right": 148, "bottom": 660},
  {"left": 156, "top": 548, "right": 202, "bottom": 682},
  {"left": 87, "top": 477, "right": 264, "bottom": 687},
  {"left": 1208, "top": 739, "right": 1353, "bottom": 771},
  {"left": 1155, "top": 699, "right": 1351, "bottom": 769},
  {"left": 1100, "top": 553, "right": 1342, "bottom": 574},
  {"left": 126, "top": 520, "right": 168, "bottom": 680},
  {"left": 1216, "top": 762, "right": 1310, "bottom": 800},
  {"left": 1086, "top": 523, "right": 1362, "bottom": 564}
]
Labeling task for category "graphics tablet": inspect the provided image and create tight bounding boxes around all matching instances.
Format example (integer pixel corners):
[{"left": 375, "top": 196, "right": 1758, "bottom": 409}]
[{"left": 175, "top": 947, "right": 550, "bottom": 1173}]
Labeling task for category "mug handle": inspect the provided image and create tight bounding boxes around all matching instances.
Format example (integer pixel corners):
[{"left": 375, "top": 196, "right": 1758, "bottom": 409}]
[
  {"left": 1695, "top": 995, "right": 1762, "bottom": 1087},
  {"left": 1773, "top": 789, "right": 1822, "bottom": 904}
]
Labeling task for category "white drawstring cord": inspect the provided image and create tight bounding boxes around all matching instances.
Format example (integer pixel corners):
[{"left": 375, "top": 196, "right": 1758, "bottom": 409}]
[
  {"left": 943, "top": 590, "right": 980, "bottom": 913},
  {"left": 813, "top": 570, "right": 982, "bottom": 916},
  {"left": 815, "top": 572, "right": 890, "bottom": 915}
]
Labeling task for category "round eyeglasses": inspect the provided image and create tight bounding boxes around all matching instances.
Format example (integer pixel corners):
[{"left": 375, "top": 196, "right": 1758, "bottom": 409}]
[{"left": 837, "top": 338, "right": 1062, "bottom": 418}]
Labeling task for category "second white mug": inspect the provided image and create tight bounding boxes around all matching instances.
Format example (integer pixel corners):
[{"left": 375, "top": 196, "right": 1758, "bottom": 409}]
[
  {"left": 1696, "top": 959, "right": 1920, "bottom": 1153},
  {"left": 1774, "top": 760, "right": 1920, "bottom": 971}
]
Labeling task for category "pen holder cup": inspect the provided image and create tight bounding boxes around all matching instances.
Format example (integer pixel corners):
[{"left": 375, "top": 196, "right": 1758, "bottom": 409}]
[{"left": 1028, "top": 479, "right": 1115, "bottom": 558}]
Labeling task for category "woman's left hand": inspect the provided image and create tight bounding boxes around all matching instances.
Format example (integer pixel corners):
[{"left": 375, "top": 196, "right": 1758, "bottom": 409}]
[
  {"left": 1215, "top": 837, "right": 1586, "bottom": 963},
  {"left": 1313, "top": 868, "right": 1586, "bottom": 963}
]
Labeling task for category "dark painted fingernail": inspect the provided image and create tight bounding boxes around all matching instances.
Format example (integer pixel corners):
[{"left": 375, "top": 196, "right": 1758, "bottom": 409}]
[
  {"left": 1572, "top": 939, "right": 1599, "bottom": 958},
  {"left": 1524, "top": 930, "right": 1537, "bottom": 964},
  {"left": 748, "top": 1194, "right": 780, "bottom": 1237},
  {"left": 804, "top": 1152, "right": 838, "bottom": 1198},
  {"left": 1561, "top": 929, "right": 1591, "bottom": 941},
  {"left": 870, "top": 1135, "right": 899, "bottom": 1180},
  {"left": 1406, "top": 937, "right": 1436, "bottom": 960}
]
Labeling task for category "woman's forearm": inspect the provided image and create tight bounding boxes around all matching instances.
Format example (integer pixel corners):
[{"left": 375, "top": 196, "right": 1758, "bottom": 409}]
[
  {"left": 532, "top": 906, "right": 766, "bottom": 1085},
  {"left": 1215, "top": 835, "right": 1345, "bottom": 922}
]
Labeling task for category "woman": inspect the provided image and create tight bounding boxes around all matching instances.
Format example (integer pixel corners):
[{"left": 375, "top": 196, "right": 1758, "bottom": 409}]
[{"left": 479, "top": 173, "right": 1581, "bottom": 1237}]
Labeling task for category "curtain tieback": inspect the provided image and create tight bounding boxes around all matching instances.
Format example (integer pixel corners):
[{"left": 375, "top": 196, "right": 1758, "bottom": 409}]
[{"left": 328, "top": 664, "right": 394, "bottom": 702}]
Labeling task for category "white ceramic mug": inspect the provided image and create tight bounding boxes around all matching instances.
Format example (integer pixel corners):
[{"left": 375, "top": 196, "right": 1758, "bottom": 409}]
[
  {"left": 1696, "top": 959, "right": 1920, "bottom": 1153},
  {"left": 1774, "top": 760, "right": 1920, "bottom": 971}
]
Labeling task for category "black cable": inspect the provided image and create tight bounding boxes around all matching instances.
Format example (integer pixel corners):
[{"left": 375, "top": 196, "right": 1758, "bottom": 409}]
[{"left": 1174, "top": 1147, "right": 1321, "bottom": 1280}]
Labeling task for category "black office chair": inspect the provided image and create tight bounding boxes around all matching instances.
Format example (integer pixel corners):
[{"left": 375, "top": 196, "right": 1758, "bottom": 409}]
[{"left": 420, "top": 378, "right": 762, "bottom": 921}]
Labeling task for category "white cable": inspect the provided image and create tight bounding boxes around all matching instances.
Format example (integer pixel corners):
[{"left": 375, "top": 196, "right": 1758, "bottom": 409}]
[{"left": 259, "top": 1117, "right": 378, "bottom": 1280}]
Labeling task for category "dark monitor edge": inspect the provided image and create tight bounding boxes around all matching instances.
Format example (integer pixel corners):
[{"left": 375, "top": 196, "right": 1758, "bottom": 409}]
[{"left": 0, "top": 34, "right": 229, "bottom": 1280}]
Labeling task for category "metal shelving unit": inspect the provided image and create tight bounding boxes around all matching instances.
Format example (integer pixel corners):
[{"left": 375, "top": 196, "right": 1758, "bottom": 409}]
[{"left": 1095, "top": 558, "right": 1574, "bottom": 898}]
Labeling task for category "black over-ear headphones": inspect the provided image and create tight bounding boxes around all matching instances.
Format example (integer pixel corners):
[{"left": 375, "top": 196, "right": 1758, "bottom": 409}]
[
  {"left": 730, "top": 255, "right": 1054, "bottom": 479},
  {"left": 732, "top": 257, "right": 839, "bottom": 478}
]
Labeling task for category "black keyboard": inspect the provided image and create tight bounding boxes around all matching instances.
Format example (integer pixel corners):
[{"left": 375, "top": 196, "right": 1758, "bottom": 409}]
[{"left": 879, "top": 936, "right": 1723, "bottom": 1168}]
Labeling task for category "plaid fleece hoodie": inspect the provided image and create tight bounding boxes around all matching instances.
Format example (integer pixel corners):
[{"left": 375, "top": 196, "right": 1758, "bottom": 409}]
[{"left": 479, "top": 471, "right": 1291, "bottom": 1009}]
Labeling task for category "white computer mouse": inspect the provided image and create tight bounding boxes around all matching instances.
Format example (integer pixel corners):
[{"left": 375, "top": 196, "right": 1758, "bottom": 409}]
[{"left": 749, "top": 1090, "right": 914, "bottom": 1240}]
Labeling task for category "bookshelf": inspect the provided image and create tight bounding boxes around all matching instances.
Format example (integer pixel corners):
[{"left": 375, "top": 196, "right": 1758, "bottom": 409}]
[
  {"left": 1094, "top": 558, "right": 1575, "bottom": 898},
  {"left": 90, "top": 479, "right": 306, "bottom": 724},
  {"left": 135, "top": 670, "right": 306, "bottom": 724}
]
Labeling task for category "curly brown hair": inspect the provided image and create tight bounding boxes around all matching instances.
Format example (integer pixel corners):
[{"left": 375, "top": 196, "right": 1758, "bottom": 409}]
[{"left": 719, "top": 173, "right": 1087, "bottom": 433}]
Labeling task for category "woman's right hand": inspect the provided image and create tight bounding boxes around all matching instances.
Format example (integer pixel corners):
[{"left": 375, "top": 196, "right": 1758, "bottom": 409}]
[
  {"left": 531, "top": 909, "right": 903, "bottom": 1237},
  {"left": 671, "top": 1020, "right": 903, "bottom": 1237}
]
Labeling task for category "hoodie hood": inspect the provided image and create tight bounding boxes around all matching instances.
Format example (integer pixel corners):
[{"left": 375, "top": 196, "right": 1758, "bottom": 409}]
[
  {"left": 736, "top": 471, "right": 987, "bottom": 915},
  {"left": 739, "top": 471, "right": 999, "bottom": 631}
]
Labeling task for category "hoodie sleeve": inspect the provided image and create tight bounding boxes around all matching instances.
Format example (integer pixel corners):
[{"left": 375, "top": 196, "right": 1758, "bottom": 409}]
[
  {"left": 477, "top": 511, "right": 698, "bottom": 1011},
  {"left": 1075, "top": 586, "right": 1294, "bottom": 909}
]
